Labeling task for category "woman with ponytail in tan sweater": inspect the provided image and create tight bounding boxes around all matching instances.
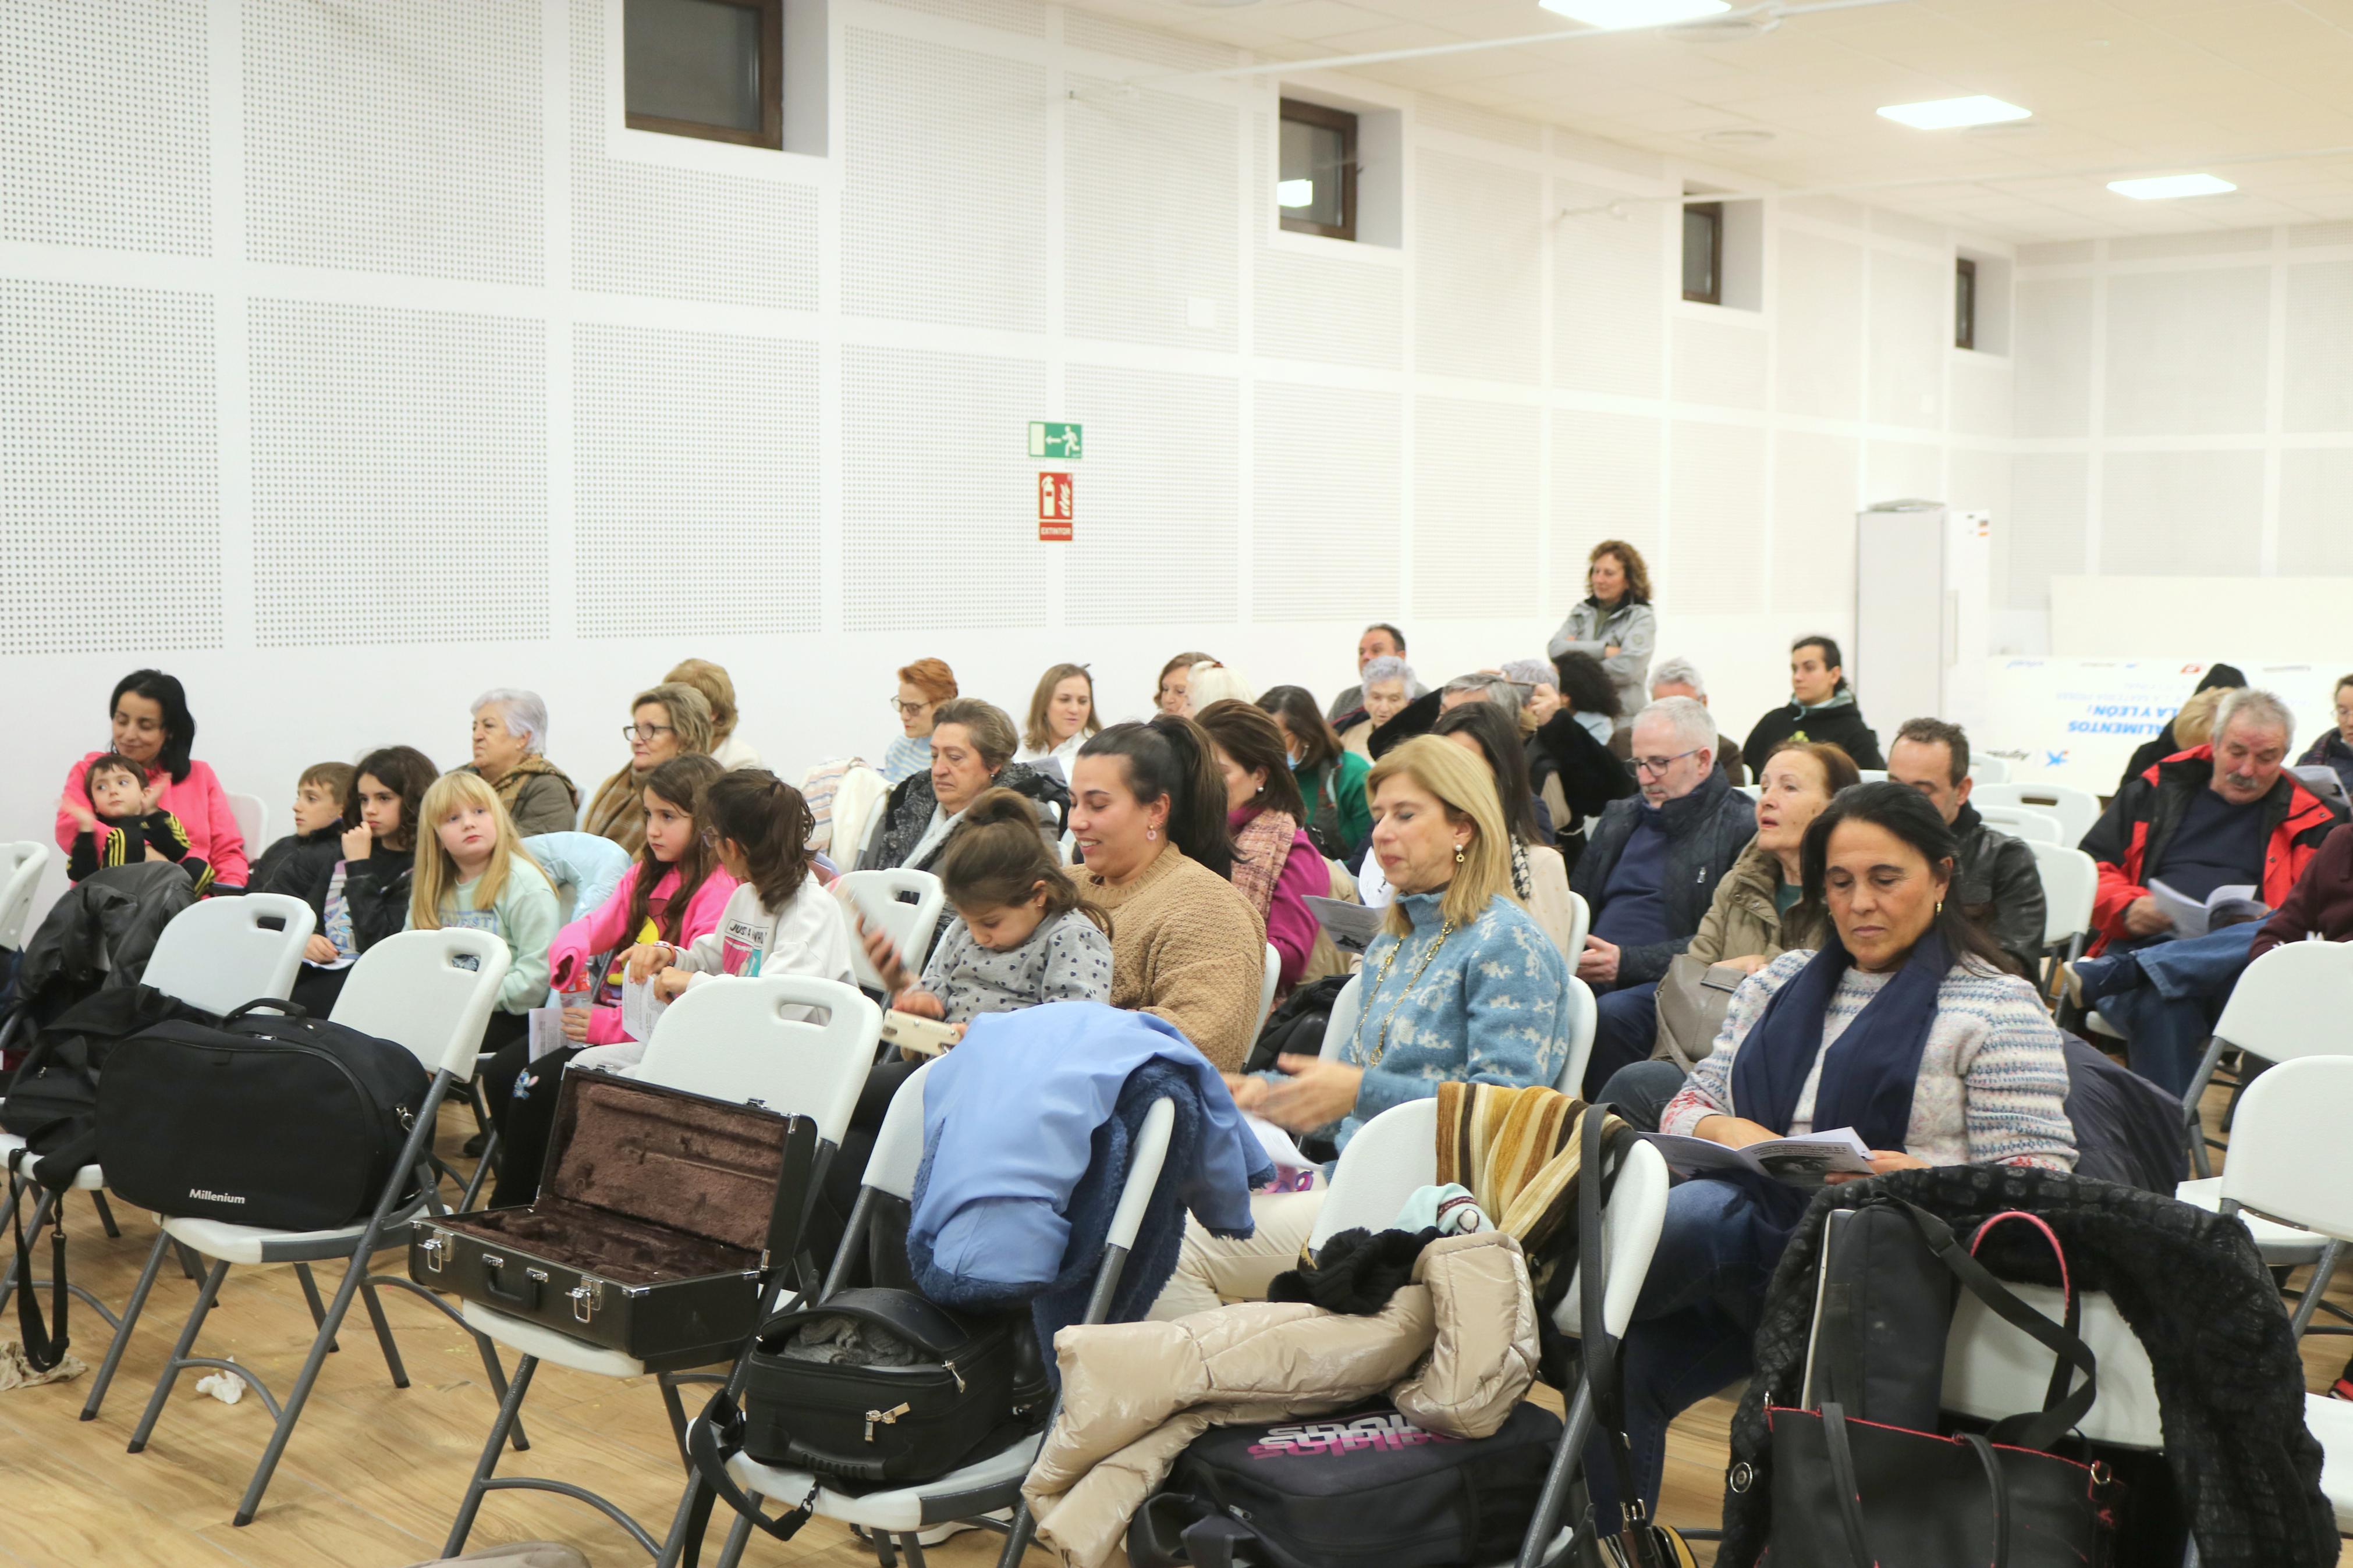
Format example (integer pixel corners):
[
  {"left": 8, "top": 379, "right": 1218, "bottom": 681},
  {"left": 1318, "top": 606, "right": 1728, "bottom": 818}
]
[{"left": 1066, "top": 716, "right": 1266, "bottom": 1072}]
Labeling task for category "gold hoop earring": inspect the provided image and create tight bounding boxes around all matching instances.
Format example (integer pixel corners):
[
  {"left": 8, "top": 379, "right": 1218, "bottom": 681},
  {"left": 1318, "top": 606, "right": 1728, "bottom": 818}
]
[
  {"left": 1935, "top": 899, "right": 1944, "bottom": 915},
  {"left": 1454, "top": 844, "right": 1467, "bottom": 865}
]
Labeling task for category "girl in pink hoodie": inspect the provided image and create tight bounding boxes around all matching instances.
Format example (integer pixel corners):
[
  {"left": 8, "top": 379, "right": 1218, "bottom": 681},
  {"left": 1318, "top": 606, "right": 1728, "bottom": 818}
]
[{"left": 545, "top": 753, "right": 738, "bottom": 1048}]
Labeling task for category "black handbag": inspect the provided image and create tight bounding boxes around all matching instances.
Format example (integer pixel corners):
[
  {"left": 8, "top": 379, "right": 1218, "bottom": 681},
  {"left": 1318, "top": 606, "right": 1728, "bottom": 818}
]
[
  {"left": 1762, "top": 1200, "right": 2123, "bottom": 1567},
  {"left": 97, "top": 998, "right": 430, "bottom": 1231},
  {"left": 1126, "top": 1401, "right": 1563, "bottom": 1568}
]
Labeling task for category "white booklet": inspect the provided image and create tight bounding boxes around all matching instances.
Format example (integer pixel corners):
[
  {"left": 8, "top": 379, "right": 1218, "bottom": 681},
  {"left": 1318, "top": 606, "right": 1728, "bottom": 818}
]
[
  {"left": 1306, "top": 895, "right": 1385, "bottom": 955},
  {"left": 622, "top": 976, "right": 669, "bottom": 1043},
  {"left": 1640, "top": 1126, "right": 1876, "bottom": 1188},
  {"left": 2146, "top": 877, "right": 2265, "bottom": 939},
  {"left": 2294, "top": 765, "right": 2351, "bottom": 810}
]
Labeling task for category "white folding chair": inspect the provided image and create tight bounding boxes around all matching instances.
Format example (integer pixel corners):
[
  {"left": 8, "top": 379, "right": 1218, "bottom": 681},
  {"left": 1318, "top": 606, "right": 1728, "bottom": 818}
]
[
  {"left": 1321, "top": 972, "right": 1364, "bottom": 1061},
  {"left": 442, "top": 974, "right": 880, "bottom": 1560},
  {"left": 2023, "top": 841, "right": 2096, "bottom": 1004},
  {"left": 1557, "top": 977, "right": 1598, "bottom": 1099},
  {"left": 225, "top": 791, "right": 267, "bottom": 867},
  {"left": 1976, "top": 803, "right": 2061, "bottom": 845},
  {"left": 1975, "top": 781, "right": 2099, "bottom": 849},
  {"left": 703, "top": 1057, "right": 1181, "bottom": 1568},
  {"left": 0, "top": 841, "right": 47, "bottom": 952},
  {"left": 141, "top": 891, "right": 315, "bottom": 1016},
  {"left": 1566, "top": 891, "right": 1591, "bottom": 959},
  {"left": 1259, "top": 940, "right": 1281, "bottom": 1029},
  {"left": 100, "top": 929, "right": 509, "bottom": 1526},
  {"left": 0, "top": 892, "right": 317, "bottom": 1339},
  {"left": 1736, "top": 783, "right": 1763, "bottom": 802},
  {"left": 839, "top": 868, "right": 949, "bottom": 995},
  {"left": 1857, "top": 770, "right": 1887, "bottom": 784},
  {"left": 1968, "top": 756, "right": 2011, "bottom": 784},
  {"left": 2170, "top": 940, "right": 2353, "bottom": 1180},
  {"left": 2174, "top": 1053, "right": 2353, "bottom": 1343},
  {"left": 1309, "top": 1096, "right": 1670, "bottom": 1568}
]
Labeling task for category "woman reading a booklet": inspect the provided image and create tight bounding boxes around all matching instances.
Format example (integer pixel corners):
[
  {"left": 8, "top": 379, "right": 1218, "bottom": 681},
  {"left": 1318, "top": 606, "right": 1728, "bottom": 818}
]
[{"left": 1588, "top": 782, "right": 2077, "bottom": 1520}]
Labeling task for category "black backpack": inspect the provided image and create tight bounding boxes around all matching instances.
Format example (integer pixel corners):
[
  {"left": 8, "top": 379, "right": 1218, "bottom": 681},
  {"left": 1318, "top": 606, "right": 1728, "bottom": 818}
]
[
  {"left": 1127, "top": 1400, "right": 1562, "bottom": 1568},
  {"left": 1247, "top": 975, "right": 1350, "bottom": 1074},
  {"left": 97, "top": 999, "right": 431, "bottom": 1232}
]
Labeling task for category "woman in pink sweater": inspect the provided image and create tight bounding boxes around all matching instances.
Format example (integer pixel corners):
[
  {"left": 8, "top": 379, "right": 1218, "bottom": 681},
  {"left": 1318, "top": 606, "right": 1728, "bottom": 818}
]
[
  {"left": 545, "top": 753, "right": 738, "bottom": 1047},
  {"left": 54, "top": 670, "right": 250, "bottom": 889},
  {"left": 1195, "top": 700, "right": 1330, "bottom": 994}
]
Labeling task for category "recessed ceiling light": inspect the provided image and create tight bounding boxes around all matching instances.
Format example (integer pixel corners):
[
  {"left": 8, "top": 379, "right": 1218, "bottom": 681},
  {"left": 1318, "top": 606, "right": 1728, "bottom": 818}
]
[
  {"left": 1877, "top": 95, "right": 2033, "bottom": 130},
  {"left": 1700, "top": 127, "right": 1776, "bottom": 145},
  {"left": 1537, "top": 0, "right": 1732, "bottom": 31},
  {"left": 2109, "top": 173, "right": 2237, "bottom": 200}
]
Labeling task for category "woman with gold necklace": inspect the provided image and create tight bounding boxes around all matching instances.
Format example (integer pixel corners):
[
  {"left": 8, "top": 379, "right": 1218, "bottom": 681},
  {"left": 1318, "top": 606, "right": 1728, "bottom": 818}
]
[{"left": 1149, "top": 735, "right": 1573, "bottom": 1318}]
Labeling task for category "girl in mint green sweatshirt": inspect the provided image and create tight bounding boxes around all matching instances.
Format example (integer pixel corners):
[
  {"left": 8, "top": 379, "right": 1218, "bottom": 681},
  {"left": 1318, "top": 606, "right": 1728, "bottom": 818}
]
[{"left": 407, "top": 770, "right": 561, "bottom": 1136}]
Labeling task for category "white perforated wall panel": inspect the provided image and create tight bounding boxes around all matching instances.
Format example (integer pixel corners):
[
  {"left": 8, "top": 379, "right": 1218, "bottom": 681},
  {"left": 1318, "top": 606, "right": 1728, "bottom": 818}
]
[
  {"left": 246, "top": 0, "right": 542, "bottom": 285},
  {"left": 2102, "top": 268, "right": 2269, "bottom": 438},
  {"left": 1869, "top": 209, "right": 1947, "bottom": 249},
  {"left": 0, "top": 280, "right": 219, "bottom": 655},
  {"left": 1552, "top": 410, "right": 1662, "bottom": 609},
  {"left": 2283, "top": 261, "right": 2353, "bottom": 432},
  {"left": 843, "top": 29, "right": 1049, "bottom": 331},
  {"left": 1774, "top": 230, "right": 1862, "bottom": 419},
  {"left": 574, "top": 324, "right": 821, "bottom": 639},
  {"left": 1256, "top": 382, "right": 1401, "bottom": 618},
  {"left": 1252, "top": 110, "right": 1401, "bottom": 368},
  {"left": 840, "top": 346, "right": 1047, "bottom": 634},
  {"left": 1866, "top": 442, "right": 1943, "bottom": 508},
  {"left": 2006, "top": 453, "right": 2089, "bottom": 611},
  {"left": 1555, "top": 184, "right": 1663, "bottom": 399},
  {"left": 868, "top": 0, "right": 1046, "bottom": 34},
  {"left": 1948, "top": 355, "right": 2013, "bottom": 438},
  {"left": 2098, "top": 451, "right": 2265, "bottom": 575},
  {"left": 0, "top": 0, "right": 209, "bottom": 256},
  {"left": 2289, "top": 221, "right": 2353, "bottom": 248},
  {"left": 1868, "top": 253, "right": 1946, "bottom": 430},
  {"left": 1066, "top": 83, "right": 1236, "bottom": 349},
  {"left": 1671, "top": 315, "right": 1768, "bottom": 410},
  {"left": 1669, "top": 422, "right": 1768, "bottom": 616},
  {"left": 2108, "top": 230, "right": 2269, "bottom": 261},
  {"left": 2279, "top": 450, "right": 2353, "bottom": 574},
  {"left": 1415, "top": 399, "right": 1542, "bottom": 617},
  {"left": 1785, "top": 196, "right": 1868, "bottom": 230},
  {"left": 1419, "top": 97, "right": 1543, "bottom": 151},
  {"left": 1064, "top": 364, "right": 1238, "bottom": 627},
  {"left": 1947, "top": 447, "right": 2010, "bottom": 526},
  {"left": 249, "top": 299, "right": 546, "bottom": 648},
  {"left": 1065, "top": 10, "right": 1230, "bottom": 70},
  {"left": 2013, "top": 278, "right": 2093, "bottom": 438},
  {"left": 2017, "top": 241, "right": 2094, "bottom": 266},
  {"left": 1414, "top": 150, "right": 1541, "bottom": 383},
  {"left": 1772, "top": 431, "right": 1858, "bottom": 616},
  {"left": 568, "top": 0, "right": 818, "bottom": 309}
]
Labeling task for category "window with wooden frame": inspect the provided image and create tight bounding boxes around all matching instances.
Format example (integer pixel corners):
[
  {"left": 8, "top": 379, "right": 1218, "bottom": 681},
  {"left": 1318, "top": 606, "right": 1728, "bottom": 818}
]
[
  {"left": 1278, "top": 98, "right": 1357, "bottom": 241},
  {"left": 624, "top": 0, "right": 783, "bottom": 151},
  {"left": 1955, "top": 257, "right": 1978, "bottom": 350},
  {"left": 1681, "top": 201, "right": 1723, "bottom": 305}
]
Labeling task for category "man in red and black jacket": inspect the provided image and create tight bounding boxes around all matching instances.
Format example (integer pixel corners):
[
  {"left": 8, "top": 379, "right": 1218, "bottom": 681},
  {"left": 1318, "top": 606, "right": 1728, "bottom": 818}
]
[{"left": 2065, "top": 690, "right": 2343, "bottom": 1094}]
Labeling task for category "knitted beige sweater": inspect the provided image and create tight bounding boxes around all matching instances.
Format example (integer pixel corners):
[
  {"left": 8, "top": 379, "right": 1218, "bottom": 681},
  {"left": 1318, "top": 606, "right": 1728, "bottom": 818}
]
[{"left": 1070, "top": 843, "right": 1268, "bottom": 1072}]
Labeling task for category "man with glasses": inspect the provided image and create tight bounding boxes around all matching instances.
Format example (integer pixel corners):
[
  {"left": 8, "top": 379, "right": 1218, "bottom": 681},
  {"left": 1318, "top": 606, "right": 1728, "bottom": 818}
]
[
  {"left": 1570, "top": 696, "right": 1756, "bottom": 1094},
  {"left": 2064, "top": 689, "right": 2344, "bottom": 1094}
]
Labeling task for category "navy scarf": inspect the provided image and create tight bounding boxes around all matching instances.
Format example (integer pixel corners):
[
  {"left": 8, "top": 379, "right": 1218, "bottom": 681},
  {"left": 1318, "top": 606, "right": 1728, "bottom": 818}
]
[{"left": 1730, "top": 927, "right": 1952, "bottom": 1153}]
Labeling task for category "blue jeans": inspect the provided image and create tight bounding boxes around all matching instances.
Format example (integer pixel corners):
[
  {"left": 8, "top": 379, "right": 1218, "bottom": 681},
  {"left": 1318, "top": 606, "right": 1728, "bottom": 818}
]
[
  {"left": 2100, "top": 923, "right": 2261, "bottom": 1098},
  {"left": 1582, "top": 1178, "right": 1779, "bottom": 1517},
  {"left": 1585, "top": 981, "right": 1661, "bottom": 1098}
]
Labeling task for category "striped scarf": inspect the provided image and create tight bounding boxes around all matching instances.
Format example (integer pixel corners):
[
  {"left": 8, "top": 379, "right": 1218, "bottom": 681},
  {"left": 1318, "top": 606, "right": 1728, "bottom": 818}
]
[
  {"left": 1228, "top": 807, "right": 1298, "bottom": 919},
  {"left": 1436, "top": 1080, "right": 1626, "bottom": 1302}
]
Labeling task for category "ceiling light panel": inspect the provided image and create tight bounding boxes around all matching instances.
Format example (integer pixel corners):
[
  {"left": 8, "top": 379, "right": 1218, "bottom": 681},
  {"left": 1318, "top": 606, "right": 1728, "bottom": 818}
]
[
  {"left": 2109, "top": 173, "right": 2238, "bottom": 200},
  {"left": 1876, "top": 95, "right": 2033, "bottom": 130},
  {"left": 1536, "top": 0, "right": 1732, "bottom": 31}
]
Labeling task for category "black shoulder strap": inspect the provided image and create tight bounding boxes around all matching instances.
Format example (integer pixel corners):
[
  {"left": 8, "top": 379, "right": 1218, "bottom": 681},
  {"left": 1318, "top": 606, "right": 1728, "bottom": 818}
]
[
  {"left": 684, "top": 1386, "right": 817, "bottom": 1545},
  {"left": 6, "top": 1150, "right": 69, "bottom": 1374},
  {"left": 1895, "top": 1201, "right": 2096, "bottom": 1451},
  {"left": 1578, "top": 1103, "right": 1661, "bottom": 1561}
]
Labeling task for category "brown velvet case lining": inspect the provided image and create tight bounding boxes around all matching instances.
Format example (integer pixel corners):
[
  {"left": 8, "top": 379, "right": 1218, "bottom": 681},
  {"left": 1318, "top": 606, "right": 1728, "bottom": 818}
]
[{"left": 438, "top": 1073, "right": 789, "bottom": 1286}]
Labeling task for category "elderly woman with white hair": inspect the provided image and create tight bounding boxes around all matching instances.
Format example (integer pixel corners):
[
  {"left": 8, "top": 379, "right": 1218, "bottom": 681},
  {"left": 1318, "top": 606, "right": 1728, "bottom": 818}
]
[
  {"left": 462, "top": 688, "right": 580, "bottom": 836},
  {"left": 1339, "top": 655, "right": 1418, "bottom": 757}
]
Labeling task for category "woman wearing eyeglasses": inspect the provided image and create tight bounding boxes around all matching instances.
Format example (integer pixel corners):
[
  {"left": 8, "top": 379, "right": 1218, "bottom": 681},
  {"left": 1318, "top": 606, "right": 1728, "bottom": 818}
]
[
  {"left": 882, "top": 658, "right": 959, "bottom": 785},
  {"left": 580, "top": 681, "right": 715, "bottom": 854}
]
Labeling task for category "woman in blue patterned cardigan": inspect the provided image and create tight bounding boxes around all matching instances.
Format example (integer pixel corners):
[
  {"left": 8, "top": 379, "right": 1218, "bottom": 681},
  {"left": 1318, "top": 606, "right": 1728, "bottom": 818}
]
[{"left": 1149, "top": 735, "right": 1572, "bottom": 1318}]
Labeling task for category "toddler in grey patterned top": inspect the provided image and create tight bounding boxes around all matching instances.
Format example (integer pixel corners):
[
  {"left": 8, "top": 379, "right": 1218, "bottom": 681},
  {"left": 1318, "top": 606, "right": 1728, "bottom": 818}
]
[{"left": 858, "top": 787, "right": 1113, "bottom": 1038}]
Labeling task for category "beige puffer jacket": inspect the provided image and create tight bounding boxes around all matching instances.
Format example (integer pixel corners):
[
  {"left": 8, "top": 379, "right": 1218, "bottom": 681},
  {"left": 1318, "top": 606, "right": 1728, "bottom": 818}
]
[{"left": 1021, "top": 1232, "right": 1539, "bottom": 1568}]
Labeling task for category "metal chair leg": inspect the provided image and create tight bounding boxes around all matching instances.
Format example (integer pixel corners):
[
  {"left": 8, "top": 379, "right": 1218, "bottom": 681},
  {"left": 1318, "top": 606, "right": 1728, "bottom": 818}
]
[
  {"left": 233, "top": 1238, "right": 398, "bottom": 1525},
  {"left": 90, "top": 1190, "right": 121, "bottom": 1239},
  {"left": 81, "top": 1229, "right": 172, "bottom": 1422},
  {"left": 175, "top": 1240, "right": 204, "bottom": 1280},
  {"left": 357, "top": 1275, "right": 408, "bottom": 1388},
  {"left": 1517, "top": 1384, "right": 1598, "bottom": 1568},
  {"left": 714, "top": 1509, "right": 757, "bottom": 1568},
  {"left": 292, "top": 1263, "right": 340, "bottom": 1353},
  {"left": 659, "top": 1374, "right": 692, "bottom": 1470},
  {"left": 443, "top": 1352, "right": 538, "bottom": 1558},
  {"left": 2290, "top": 1240, "right": 2344, "bottom": 1342},
  {"left": 129, "top": 1258, "right": 231, "bottom": 1453}
]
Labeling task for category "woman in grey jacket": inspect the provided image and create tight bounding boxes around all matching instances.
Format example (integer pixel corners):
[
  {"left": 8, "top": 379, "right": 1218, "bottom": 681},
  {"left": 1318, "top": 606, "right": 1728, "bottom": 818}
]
[{"left": 1546, "top": 539, "right": 1655, "bottom": 731}]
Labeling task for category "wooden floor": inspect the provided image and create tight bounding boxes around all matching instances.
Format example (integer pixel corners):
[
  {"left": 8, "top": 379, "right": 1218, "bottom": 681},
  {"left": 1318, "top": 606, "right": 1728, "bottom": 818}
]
[{"left": 0, "top": 1080, "right": 2338, "bottom": 1568}]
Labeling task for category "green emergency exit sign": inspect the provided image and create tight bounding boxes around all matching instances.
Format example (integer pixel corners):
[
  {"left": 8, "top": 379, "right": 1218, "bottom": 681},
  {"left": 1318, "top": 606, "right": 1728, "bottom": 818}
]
[{"left": 1028, "top": 421, "right": 1083, "bottom": 460}]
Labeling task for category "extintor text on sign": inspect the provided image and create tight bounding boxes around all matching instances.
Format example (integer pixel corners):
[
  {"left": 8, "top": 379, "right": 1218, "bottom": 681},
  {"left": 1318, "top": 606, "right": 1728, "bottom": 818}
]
[{"left": 1038, "top": 472, "right": 1073, "bottom": 541}]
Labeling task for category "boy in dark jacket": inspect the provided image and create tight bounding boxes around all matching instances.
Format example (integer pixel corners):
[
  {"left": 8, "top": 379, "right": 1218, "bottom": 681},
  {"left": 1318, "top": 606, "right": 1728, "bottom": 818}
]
[
  {"left": 61, "top": 753, "right": 211, "bottom": 893},
  {"left": 250, "top": 762, "right": 359, "bottom": 933}
]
